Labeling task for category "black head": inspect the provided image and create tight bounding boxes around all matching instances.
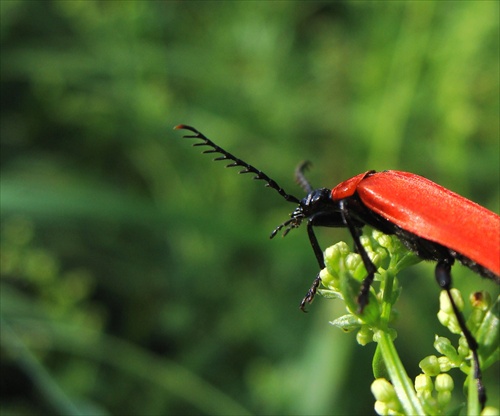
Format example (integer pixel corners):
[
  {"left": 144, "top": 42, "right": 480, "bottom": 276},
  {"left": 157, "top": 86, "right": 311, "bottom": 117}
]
[{"left": 270, "top": 188, "right": 333, "bottom": 239}]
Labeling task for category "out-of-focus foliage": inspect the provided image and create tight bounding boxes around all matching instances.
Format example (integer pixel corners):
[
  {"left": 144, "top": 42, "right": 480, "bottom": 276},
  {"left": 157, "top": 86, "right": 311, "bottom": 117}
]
[{"left": 1, "top": 1, "right": 498, "bottom": 415}]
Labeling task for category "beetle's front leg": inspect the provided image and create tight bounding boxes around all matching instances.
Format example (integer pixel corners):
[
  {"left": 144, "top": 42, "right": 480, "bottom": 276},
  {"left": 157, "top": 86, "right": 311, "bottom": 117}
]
[
  {"left": 339, "top": 200, "right": 378, "bottom": 312},
  {"left": 298, "top": 219, "right": 325, "bottom": 312},
  {"left": 299, "top": 271, "right": 322, "bottom": 312}
]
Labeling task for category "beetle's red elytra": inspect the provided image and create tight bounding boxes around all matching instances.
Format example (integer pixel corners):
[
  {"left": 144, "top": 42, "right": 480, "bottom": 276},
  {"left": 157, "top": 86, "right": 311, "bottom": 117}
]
[
  {"left": 331, "top": 170, "right": 500, "bottom": 277},
  {"left": 176, "top": 125, "right": 500, "bottom": 408}
]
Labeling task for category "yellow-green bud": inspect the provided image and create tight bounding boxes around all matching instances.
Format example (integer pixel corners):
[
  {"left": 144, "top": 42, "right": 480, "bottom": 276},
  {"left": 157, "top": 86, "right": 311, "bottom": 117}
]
[
  {"left": 439, "top": 289, "right": 464, "bottom": 314},
  {"left": 435, "top": 373, "right": 454, "bottom": 392},
  {"left": 319, "top": 267, "right": 336, "bottom": 288},
  {"left": 434, "top": 336, "right": 459, "bottom": 362},
  {"left": 371, "top": 378, "right": 401, "bottom": 414},
  {"left": 437, "top": 356, "right": 453, "bottom": 372},
  {"left": 481, "top": 406, "right": 500, "bottom": 416},
  {"left": 371, "top": 378, "right": 396, "bottom": 402},
  {"left": 470, "top": 291, "right": 491, "bottom": 311},
  {"left": 415, "top": 373, "right": 433, "bottom": 394},
  {"left": 457, "top": 336, "right": 470, "bottom": 358},
  {"left": 374, "top": 400, "right": 389, "bottom": 416},
  {"left": 419, "top": 355, "right": 440, "bottom": 376},
  {"left": 356, "top": 325, "right": 373, "bottom": 345}
]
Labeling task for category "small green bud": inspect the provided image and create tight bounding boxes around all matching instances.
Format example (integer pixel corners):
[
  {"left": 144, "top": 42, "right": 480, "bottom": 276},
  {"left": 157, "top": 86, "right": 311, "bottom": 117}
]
[
  {"left": 374, "top": 400, "right": 389, "bottom": 416},
  {"left": 435, "top": 373, "right": 454, "bottom": 392},
  {"left": 481, "top": 406, "right": 500, "bottom": 416},
  {"left": 467, "top": 291, "right": 492, "bottom": 336},
  {"left": 437, "top": 356, "right": 453, "bottom": 372},
  {"left": 359, "top": 234, "right": 371, "bottom": 250},
  {"left": 439, "top": 289, "right": 464, "bottom": 314},
  {"left": 319, "top": 267, "right": 336, "bottom": 288},
  {"left": 371, "top": 378, "right": 396, "bottom": 402},
  {"left": 419, "top": 355, "right": 440, "bottom": 376},
  {"left": 451, "top": 288, "right": 465, "bottom": 310},
  {"left": 346, "top": 252, "right": 365, "bottom": 281},
  {"left": 470, "top": 291, "right": 491, "bottom": 311},
  {"left": 437, "top": 309, "right": 450, "bottom": 327},
  {"left": 434, "top": 374, "right": 454, "bottom": 407},
  {"left": 437, "top": 294, "right": 462, "bottom": 335},
  {"left": 371, "top": 378, "right": 401, "bottom": 413},
  {"left": 324, "top": 242, "right": 350, "bottom": 278},
  {"left": 415, "top": 373, "right": 433, "bottom": 394},
  {"left": 369, "top": 252, "right": 384, "bottom": 276},
  {"left": 415, "top": 374, "right": 437, "bottom": 415},
  {"left": 434, "top": 336, "right": 460, "bottom": 362},
  {"left": 457, "top": 336, "right": 470, "bottom": 358},
  {"left": 373, "top": 230, "right": 393, "bottom": 250},
  {"left": 364, "top": 230, "right": 393, "bottom": 272},
  {"left": 356, "top": 325, "right": 373, "bottom": 345},
  {"left": 374, "top": 251, "right": 390, "bottom": 272}
]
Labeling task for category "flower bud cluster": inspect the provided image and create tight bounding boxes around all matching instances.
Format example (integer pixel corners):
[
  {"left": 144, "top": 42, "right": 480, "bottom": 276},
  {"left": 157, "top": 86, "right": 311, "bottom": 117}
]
[
  {"left": 323, "top": 228, "right": 419, "bottom": 341},
  {"left": 320, "top": 227, "right": 499, "bottom": 415},
  {"left": 414, "top": 290, "right": 499, "bottom": 414}
]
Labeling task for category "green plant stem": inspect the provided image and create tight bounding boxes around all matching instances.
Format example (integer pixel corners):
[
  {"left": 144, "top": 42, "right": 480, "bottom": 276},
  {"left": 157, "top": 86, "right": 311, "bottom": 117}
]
[
  {"left": 467, "top": 370, "right": 480, "bottom": 415},
  {"left": 379, "top": 270, "right": 394, "bottom": 323},
  {"left": 375, "top": 328, "right": 425, "bottom": 415}
]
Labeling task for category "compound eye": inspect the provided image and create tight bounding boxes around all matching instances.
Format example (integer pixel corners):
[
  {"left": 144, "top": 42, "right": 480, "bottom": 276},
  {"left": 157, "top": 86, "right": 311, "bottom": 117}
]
[
  {"left": 312, "top": 193, "right": 322, "bottom": 204},
  {"left": 311, "top": 189, "right": 329, "bottom": 204}
]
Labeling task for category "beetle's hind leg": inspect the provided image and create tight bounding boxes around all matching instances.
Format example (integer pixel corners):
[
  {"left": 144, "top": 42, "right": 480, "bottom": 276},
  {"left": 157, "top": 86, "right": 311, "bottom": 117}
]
[{"left": 435, "top": 260, "right": 486, "bottom": 409}]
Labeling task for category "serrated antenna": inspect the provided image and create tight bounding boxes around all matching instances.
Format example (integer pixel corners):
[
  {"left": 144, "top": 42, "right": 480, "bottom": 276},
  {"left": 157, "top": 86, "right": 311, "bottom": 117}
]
[
  {"left": 175, "top": 125, "right": 300, "bottom": 204},
  {"left": 295, "top": 161, "right": 314, "bottom": 194}
]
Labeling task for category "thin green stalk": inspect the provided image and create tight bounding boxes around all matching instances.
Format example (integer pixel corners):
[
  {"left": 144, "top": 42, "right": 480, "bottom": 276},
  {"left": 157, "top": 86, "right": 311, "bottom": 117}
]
[
  {"left": 375, "top": 327, "right": 425, "bottom": 415},
  {"left": 467, "top": 371, "right": 480, "bottom": 416}
]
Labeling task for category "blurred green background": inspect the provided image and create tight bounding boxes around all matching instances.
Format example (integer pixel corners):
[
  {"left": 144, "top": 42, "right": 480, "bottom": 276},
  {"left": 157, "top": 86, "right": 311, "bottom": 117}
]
[{"left": 1, "top": 1, "right": 499, "bottom": 415}]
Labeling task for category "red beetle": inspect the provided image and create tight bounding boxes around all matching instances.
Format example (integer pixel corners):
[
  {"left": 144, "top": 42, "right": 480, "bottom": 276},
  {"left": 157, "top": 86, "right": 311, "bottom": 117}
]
[{"left": 176, "top": 125, "right": 500, "bottom": 407}]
